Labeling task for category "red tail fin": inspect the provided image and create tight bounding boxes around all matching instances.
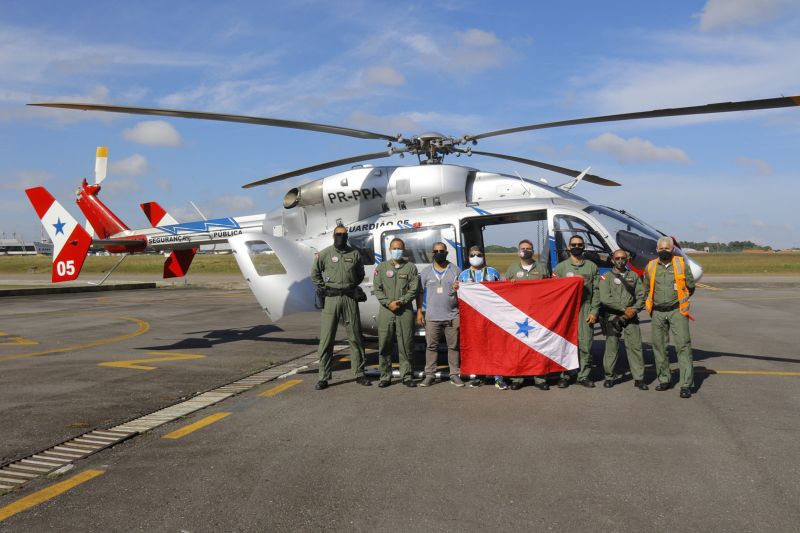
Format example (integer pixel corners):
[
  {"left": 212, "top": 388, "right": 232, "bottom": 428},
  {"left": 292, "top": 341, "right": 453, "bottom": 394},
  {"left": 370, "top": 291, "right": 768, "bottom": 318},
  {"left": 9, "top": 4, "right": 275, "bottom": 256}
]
[
  {"left": 164, "top": 248, "right": 198, "bottom": 278},
  {"left": 25, "top": 187, "right": 93, "bottom": 282}
]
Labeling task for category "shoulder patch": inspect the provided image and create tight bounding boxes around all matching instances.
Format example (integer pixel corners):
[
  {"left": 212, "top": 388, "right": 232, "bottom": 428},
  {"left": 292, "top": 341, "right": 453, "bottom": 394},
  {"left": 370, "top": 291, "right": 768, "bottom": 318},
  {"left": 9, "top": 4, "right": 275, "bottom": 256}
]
[{"left": 600, "top": 274, "right": 606, "bottom": 281}]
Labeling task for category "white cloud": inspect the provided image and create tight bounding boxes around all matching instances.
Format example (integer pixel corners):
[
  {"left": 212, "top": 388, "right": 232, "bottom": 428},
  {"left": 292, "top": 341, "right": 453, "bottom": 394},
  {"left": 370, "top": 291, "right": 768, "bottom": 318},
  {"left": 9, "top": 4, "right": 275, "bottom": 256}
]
[
  {"left": 736, "top": 156, "right": 773, "bottom": 176},
  {"left": 0, "top": 169, "right": 52, "bottom": 190},
  {"left": 122, "top": 121, "right": 182, "bottom": 147},
  {"left": 696, "top": 0, "right": 796, "bottom": 32},
  {"left": 571, "top": 30, "right": 800, "bottom": 122},
  {"left": 587, "top": 133, "right": 690, "bottom": 165},
  {"left": 363, "top": 66, "right": 405, "bottom": 87},
  {"left": 110, "top": 154, "right": 149, "bottom": 177}
]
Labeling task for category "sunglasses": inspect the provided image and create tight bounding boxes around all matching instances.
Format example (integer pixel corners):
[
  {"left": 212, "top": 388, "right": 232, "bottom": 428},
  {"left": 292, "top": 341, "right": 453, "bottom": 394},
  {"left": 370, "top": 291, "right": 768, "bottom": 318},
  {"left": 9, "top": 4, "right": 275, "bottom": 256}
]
[
  {"left": 569, "top": 243, "right": 585, "bottom": 248},
  {"left": 613, "top": 257, "right": 627, "bottom": 261}
]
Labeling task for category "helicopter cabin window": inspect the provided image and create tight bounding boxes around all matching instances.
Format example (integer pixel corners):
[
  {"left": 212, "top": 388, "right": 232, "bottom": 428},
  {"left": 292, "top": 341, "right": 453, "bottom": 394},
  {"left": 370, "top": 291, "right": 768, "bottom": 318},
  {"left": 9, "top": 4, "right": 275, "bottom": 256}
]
[
  {"left": 347, "top": 233, "right": 376, "bottom": 265},
  {"left": 380, "top": 225, "right": 456, "bottom": 265},
  {"left": 552, "top": 214, "right": 612, "bottom": 269},
  {"left": 244, "top": 240, "right": 285, "bottom": 276}
]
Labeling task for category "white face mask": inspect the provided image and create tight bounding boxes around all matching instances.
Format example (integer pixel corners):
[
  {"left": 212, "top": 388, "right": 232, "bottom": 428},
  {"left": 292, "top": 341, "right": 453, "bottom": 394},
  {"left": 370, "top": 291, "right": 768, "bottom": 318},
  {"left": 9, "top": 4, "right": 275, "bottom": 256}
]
[{"left": 469, "top": 256, "right": 484, "bottom": 267}]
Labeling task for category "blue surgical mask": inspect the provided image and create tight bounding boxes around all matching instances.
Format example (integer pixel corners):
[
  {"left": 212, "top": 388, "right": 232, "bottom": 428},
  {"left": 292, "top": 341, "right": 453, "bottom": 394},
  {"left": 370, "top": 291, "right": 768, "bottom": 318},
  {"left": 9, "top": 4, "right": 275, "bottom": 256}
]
[{"left": 391, "top": 249, "right": 404, "bottom": 260}]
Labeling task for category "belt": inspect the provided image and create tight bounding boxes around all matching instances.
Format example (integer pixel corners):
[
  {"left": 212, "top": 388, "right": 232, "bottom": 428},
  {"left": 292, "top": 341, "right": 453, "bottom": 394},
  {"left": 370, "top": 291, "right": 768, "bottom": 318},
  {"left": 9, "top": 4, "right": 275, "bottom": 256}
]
[
  {"left": 324, "top": 287, "right": 355, "bottom": 297},
  {"left": 653, "top": 303, "right": 679, "bottom": 312}
]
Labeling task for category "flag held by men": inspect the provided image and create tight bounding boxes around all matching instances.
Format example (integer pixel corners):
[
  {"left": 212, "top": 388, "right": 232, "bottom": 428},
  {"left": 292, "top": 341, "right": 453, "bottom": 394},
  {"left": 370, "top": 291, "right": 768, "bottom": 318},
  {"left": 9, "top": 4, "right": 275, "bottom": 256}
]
[{"left": 458, "top": 277, "right": 583, "bottom": 376}]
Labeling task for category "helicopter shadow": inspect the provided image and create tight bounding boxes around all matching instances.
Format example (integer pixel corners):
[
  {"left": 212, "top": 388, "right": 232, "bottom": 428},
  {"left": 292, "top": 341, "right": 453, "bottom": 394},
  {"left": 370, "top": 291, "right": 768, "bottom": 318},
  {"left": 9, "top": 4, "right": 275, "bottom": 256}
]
[{"left": 140, "top": 324, "right": 320, "bottom": 351}]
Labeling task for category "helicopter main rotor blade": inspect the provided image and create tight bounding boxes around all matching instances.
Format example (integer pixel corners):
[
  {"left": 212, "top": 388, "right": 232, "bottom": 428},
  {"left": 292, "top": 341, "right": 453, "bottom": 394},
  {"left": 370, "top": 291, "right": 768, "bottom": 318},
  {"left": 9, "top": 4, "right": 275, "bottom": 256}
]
[
  {"left": 469, "top": 150, "right": 621, "bottom": 186},
  {"left": 242, "top": 151, "right": 395, "bottom": 188},
  {"left": 471, "top": 95, "right": 800, "bottom": 141},
  {"left": 28, "top": 102, "right": 398, "bottom": 142}
]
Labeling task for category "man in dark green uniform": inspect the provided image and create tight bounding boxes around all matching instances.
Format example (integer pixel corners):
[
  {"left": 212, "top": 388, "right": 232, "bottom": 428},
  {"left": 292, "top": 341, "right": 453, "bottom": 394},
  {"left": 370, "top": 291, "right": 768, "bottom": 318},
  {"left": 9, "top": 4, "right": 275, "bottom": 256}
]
[
  {"left": 553, "top": 235, "right": 599, "bottom": 388},
  {"left": 373, "top": 238, "right": 420, "bottom": 387},
  {"left": 505, "top": 239, "right": 550, "bottom": 391},
  {"left": 310, "top": 225, "right": 371, "bottom": 390},
  {"left": 644, "top": 236, "right": 696, "bottom": 399},
  {"left": 599, "top": 249, "right": 647, "bottom": 390}
]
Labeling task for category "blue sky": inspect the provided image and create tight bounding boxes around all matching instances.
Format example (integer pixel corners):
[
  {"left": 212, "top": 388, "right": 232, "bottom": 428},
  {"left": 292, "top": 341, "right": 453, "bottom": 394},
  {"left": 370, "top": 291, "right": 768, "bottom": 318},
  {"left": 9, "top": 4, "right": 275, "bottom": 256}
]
[{"left": 1, "top": 0, "right": 799, "bottom": 247}]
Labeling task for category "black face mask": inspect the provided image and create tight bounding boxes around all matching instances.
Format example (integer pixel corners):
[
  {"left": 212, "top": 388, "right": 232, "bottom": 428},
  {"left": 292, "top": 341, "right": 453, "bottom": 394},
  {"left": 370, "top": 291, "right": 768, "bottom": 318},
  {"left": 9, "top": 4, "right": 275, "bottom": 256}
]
[
  {"left": 613, "top": 260, "right": 627, "bottom": 270},
  {"left": 519, "top": 250, "right": 534, "bottom": 260},
  {"left": 432, "top": 251, "right": 448, "bottom": 263},
  {"left": 658, "top": 250, "right": 672, "bottom": 262},
  {"left": 569, "top": 246, "right": 584, "bottom": 258},
  {"left": 333, "top": 233, "right": 348, "bottom": 249}
]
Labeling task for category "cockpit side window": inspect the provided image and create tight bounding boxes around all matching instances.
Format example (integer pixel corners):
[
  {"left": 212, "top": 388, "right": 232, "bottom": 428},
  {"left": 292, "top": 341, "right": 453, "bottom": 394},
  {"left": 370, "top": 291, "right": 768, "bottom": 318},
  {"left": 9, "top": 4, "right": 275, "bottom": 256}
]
[
  {"left": 347, "top": 233, "right": 376, "bottom": 265},
  {"left": 584, "top": 206, "right": 664, "bottom": 270},
  {"left": 553, "top": 214, "right": 612, "bottom": 268}
]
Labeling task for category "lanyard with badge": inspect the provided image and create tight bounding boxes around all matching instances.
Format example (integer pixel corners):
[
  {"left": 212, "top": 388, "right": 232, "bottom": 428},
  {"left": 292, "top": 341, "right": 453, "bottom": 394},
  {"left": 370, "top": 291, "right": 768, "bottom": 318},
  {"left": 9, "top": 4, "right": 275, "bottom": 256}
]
[{"left": 432, "top": 263, "right": 450, "bottom": 294}]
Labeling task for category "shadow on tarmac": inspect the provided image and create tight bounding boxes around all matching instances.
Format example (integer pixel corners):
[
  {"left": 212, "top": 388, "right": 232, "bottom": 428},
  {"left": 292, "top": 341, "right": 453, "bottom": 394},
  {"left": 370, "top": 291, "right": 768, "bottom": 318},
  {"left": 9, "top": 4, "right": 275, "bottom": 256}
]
[{"left": 140, "top": 324, "right": 320, "bottom": 350}]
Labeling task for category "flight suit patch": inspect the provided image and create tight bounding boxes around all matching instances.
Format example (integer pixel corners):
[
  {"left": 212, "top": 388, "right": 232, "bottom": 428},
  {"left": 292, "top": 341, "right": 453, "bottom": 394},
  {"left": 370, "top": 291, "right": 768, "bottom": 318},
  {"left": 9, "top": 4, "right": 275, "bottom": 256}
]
[
  {"left": 614, "top": 278, "right": 622, "bottom": 285},
  {"left": 331, "top": 256, "right": 339, "bottom": 263},
  {"left": 386, "top": 270, "right": 394, "bottom": 278},
  {"left": 516, "top": 272, "right": 523, "bottom": 278},
  {"left": 344, "top": 257, "right": 353, "bottom": 262}
]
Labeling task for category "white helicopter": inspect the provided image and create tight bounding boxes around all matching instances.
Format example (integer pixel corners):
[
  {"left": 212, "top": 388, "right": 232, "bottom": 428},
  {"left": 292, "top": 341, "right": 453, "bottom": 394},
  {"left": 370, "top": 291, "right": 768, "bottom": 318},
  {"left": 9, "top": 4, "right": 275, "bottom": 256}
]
[{"left": 27, "top": 95, "right": 800, "bottom": 334}]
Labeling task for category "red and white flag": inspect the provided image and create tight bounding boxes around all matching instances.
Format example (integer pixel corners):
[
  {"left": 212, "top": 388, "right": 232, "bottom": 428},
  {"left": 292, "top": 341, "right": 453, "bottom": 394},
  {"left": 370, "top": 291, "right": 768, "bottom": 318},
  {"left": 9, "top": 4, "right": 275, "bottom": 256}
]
[{"left": 458, "top": 277, "right": 583, "bottom": 376}]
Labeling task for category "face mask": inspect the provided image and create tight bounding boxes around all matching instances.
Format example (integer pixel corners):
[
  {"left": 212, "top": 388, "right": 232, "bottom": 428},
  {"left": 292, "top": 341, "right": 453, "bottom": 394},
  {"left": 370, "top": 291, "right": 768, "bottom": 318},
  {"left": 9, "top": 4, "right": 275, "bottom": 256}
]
[
  {"left": 333, "top": 233, "right": 347, "bottom": 249},
  {"left": 569, "top": 246, "right": 584, "bottom": 257},
  {"left": 658, "top": 250, "right": 672, "bottom": 262},
  {"left": 469, "top": 256, "right": 484, "bottom": 267},
  {"left": 519, "top": 250, "right": 533, "bottom": 260},
  {"left": 613, "top": 260, "right": 627, "bottom": 270},
  {"left": 391, "top": 249, "right": 404, "bottom": 261},
  {"left": 432, "top": 251, "right": 448, "bottom": 263}
]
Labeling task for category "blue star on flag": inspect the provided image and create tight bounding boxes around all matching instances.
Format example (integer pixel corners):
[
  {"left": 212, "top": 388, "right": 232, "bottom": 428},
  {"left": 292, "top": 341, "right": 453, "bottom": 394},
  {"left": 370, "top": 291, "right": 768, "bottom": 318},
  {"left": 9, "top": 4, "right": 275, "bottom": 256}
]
[
  {"left": 53, "top": 217, "right": 66, "bottom": 236},
  {"left": 515, "top": 317, "right": 535, "bottom": 337}
]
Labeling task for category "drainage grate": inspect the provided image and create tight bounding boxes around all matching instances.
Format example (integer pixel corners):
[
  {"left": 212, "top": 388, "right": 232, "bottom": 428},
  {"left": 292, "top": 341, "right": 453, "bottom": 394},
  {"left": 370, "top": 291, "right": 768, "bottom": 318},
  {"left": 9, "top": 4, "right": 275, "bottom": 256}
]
[{"left": 0, "top": 348, "right": 329, "bottom": 494}]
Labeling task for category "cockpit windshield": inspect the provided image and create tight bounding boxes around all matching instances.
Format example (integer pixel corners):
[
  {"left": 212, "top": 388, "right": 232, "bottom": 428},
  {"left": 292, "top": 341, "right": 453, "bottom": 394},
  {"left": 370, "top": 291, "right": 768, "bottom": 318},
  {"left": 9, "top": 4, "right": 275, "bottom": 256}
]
[{"left": 584, "top": 205, "right": 666, "bottom": 271}]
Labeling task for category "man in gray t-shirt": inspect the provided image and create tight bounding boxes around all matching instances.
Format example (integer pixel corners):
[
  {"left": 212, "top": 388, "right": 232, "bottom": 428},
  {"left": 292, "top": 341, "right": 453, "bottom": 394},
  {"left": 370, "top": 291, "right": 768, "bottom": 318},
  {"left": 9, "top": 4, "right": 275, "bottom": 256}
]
[{"left": 416, "top": 242, "right": 463, "bottom": 387}]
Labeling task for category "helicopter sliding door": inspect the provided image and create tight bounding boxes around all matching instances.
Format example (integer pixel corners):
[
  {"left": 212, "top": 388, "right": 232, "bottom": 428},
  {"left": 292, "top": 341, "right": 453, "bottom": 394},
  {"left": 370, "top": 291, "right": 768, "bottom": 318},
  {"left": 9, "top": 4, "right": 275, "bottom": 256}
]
[
  {"left": 459, "top": 210, "right": 549, "bottom": 274},
  {"left": 357, "top": 224, "right": 458, "bottom": 332}
]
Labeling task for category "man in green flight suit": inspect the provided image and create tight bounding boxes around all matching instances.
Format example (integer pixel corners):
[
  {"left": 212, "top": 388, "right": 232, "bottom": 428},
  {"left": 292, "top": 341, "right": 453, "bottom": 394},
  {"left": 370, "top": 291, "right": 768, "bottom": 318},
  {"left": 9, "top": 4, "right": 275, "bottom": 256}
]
[
  {"left": 599, "top": 249, "right": 648, "bottom": 390},
  {"left": 553, "top": 235, "right": 600, "bottom": 388},
  {"left": 505, "top": 239, "right": 550, "bottom": 391},
  {"left": 311, "top": 224, "right": 371, "bottom": 390},
  {"left": 373, "top": 237, "right": 420, "bottom": 388},
  {"left": 643, "top": 236, "right": 696, "bottom": 399}
]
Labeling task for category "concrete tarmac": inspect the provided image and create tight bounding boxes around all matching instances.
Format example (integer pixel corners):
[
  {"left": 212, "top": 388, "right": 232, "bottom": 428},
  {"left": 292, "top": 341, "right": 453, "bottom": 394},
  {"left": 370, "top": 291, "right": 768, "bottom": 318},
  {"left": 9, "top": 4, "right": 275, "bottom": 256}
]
[{"left": 0, "top": 280, "right": 799, "bottom": 531}]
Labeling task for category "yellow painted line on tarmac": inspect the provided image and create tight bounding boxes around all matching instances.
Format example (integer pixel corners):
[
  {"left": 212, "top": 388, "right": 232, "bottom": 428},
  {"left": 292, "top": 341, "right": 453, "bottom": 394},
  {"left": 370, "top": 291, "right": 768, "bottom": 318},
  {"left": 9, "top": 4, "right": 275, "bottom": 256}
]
[
  {"left": 0, "top": 469, "right": 105, "bottom": 522},
  {"left": 162, "top": 412, "right": 231, "bottom": 440},
  {"left": 98, "top": 351, "right": 206, "bottom": 371},
  {"left": 0, "top": 332, "right": 38, "bottom": 346},
  {"left": 259, "top": 379, "right": 303, "bottom": 397},
  {"left": 0, "top": 317, "right": 150, "bottom": 363},
  {"left": 707, "top": 370, "right": 800, "bottom": 377},
  {"left": 696, "top": 283, "right": 722, "bottom": 291}
]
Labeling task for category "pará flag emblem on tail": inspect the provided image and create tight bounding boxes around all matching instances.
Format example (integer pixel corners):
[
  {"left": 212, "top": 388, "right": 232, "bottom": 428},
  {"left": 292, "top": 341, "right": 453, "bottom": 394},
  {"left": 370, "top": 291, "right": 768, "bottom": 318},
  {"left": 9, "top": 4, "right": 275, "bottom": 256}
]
[{"left": 458, "top": 277, "right": 584, "bottom": 376}]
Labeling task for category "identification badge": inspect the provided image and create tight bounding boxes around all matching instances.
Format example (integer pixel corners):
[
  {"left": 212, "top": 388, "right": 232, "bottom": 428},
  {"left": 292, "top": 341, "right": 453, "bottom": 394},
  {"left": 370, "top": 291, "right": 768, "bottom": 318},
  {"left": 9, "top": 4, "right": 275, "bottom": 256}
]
[
  {"left": 386, "top": 270, "right": 394, "bottom": 278},
  {"left": 436, "top": 286, "right": 444, "bottom": 294},
  {"left": 516, "top": 271, "right": 524, "bottom": 278},
  {"left": 331, "top": 256, "right": 339, "bottom": 263},
  {"left": 566, "top": 272, "right": 575, "bottom": 277},
  {"left": 614, "top": 278, "right": 622, "bottom": 285}
]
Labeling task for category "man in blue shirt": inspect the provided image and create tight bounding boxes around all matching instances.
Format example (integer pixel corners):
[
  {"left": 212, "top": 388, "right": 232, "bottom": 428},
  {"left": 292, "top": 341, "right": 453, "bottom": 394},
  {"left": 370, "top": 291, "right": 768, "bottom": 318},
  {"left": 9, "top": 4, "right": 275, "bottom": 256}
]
[
  {"left": 417, "top": 242, "right": 462, "bottom": 387},
  {"left": 455, "top": 245, "right": 507, "bottom": 389}
]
